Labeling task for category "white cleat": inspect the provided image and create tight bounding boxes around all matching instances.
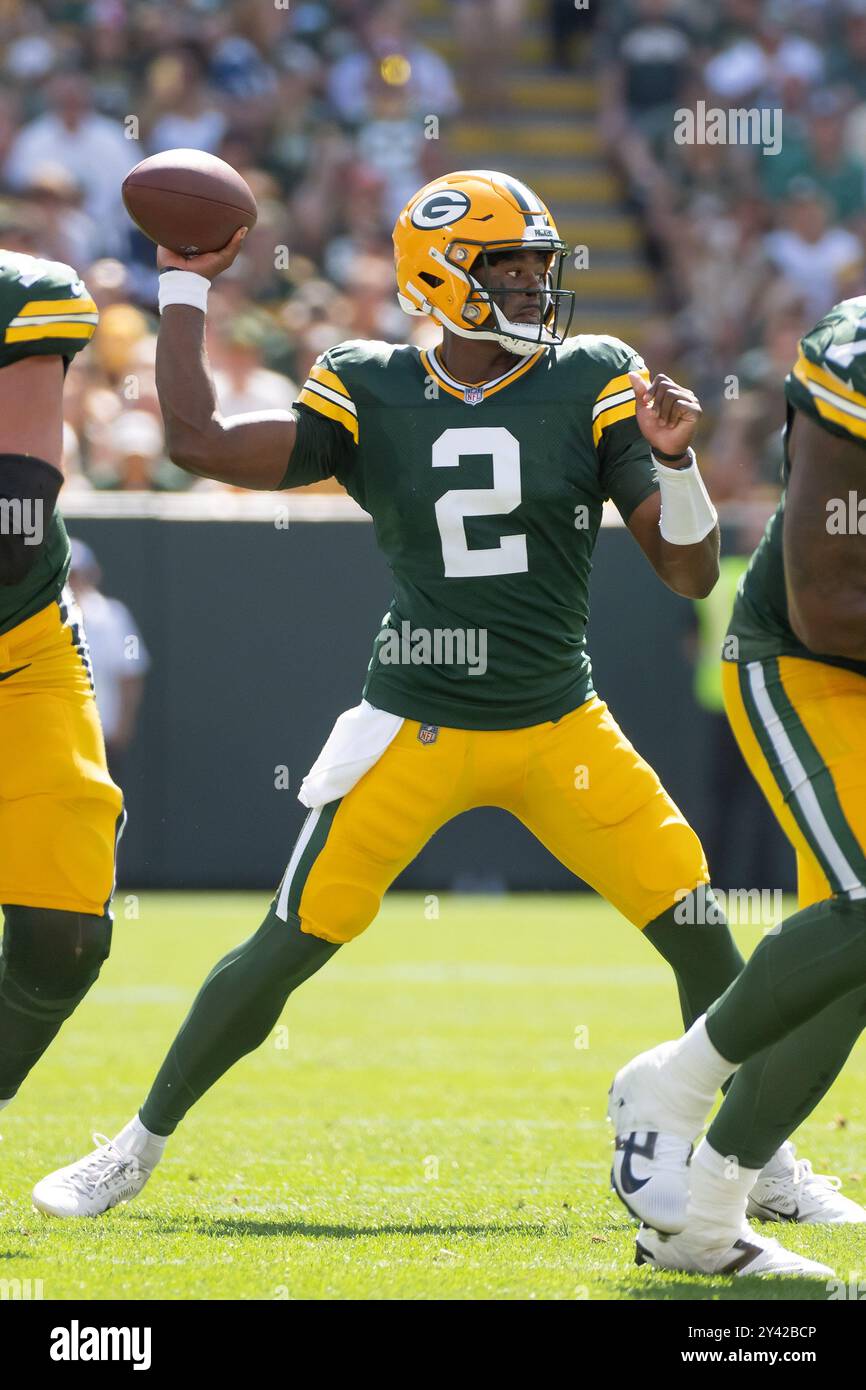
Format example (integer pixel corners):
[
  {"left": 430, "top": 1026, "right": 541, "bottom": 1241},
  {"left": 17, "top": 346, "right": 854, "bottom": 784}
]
[
  {"left": 635, "top": 1221, "right": 836, "bottom": 1279},
  {"left": 32, "top": 1134, "right": 151, "bottom": 1218},
  {"left": 607, "top": 1042, "right": 698, "bottom": 1233},
  {"left": 748, "top": 1141, "right": 866, "bottom": 1225},
  {"left": 611, "top": 1128, "right": 693, "bottom": 1234}
]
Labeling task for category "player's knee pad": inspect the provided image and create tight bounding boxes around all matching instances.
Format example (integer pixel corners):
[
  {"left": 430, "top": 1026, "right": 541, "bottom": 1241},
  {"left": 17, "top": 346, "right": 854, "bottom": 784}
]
[
  {"left": 0, "top": 906, "right": 112, "bottom": 1019},
  {"left": 634, "top": 811, "right": 709, "bottom": 903},
  {"left": 297, "top": 878, "right": 381, "bottom": 944}
]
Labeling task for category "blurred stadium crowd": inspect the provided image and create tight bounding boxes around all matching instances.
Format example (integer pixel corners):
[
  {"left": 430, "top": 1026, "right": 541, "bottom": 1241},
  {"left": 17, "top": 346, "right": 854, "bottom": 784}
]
[
  {"left": 602, "top": 0, "right": 866, "bottom": 505},
  {"left": 0, "top": 0, "right": 862, "bottom": 503}
]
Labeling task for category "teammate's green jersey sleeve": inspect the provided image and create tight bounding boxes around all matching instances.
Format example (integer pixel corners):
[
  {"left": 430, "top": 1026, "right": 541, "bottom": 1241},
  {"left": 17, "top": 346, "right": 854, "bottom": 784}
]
[
  {"left": 0, "top": 251, "right": 98, "bottom": 368},
  {"left": 728, "top": 296, "right": 866, "bottom": 677},
  {"left": 0, "top": 252, "right": 98, "bottom": 636},
  {"left": 785, "top": 295, "right": 866, "bottom": 450}
]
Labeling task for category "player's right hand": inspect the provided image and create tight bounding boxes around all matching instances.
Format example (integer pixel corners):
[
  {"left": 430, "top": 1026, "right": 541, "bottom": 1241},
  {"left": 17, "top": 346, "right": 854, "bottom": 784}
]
[{"left": 156, "top": 226, "right": 248, "bottom": 281}]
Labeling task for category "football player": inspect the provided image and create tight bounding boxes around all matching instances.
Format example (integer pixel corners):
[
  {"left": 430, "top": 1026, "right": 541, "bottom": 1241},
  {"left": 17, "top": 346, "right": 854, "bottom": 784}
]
[
  {"left": 0, "top": 252, "right": 124, "bottom": 1129},
  {"left": 31, "top": 172, "right": 847, "bottom": 1237},
  {"left": 609, "top": 296, "right": 866, "bottom": 1278}
]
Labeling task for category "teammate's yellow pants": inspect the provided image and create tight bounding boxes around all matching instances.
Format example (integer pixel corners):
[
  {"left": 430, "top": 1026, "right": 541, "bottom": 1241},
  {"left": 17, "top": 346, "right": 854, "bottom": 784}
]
[
  {"left": 275, "top": 695, "right": 709, "bottom": 943},
  {"left": 723, "top": 655, "right": 866, "bottom": 910},
  {"left": 0, "top": 593, "right": 124, "bottom": 915}
]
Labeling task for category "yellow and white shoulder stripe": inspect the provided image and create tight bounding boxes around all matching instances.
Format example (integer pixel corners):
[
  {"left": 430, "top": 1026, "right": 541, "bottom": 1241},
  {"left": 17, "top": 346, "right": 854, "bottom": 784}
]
[
  {"left": 297, "top": 361, "right": 358, "bottom": 443},
  {"left": 6, "top": 295, "right": 99, "bottom": 344},
  {"left": 793, "top": 350, "right": 866, "bottom": 441},
  {"left": 592, "top": 367, "right": 649, "bottom": 447}
]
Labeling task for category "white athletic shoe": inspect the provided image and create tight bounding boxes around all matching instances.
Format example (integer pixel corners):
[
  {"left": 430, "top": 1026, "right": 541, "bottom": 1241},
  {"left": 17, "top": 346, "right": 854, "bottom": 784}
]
[
  {"left": 32, "top": 1134, "right": 151, "bottom": 1218},
  {"left": 610, "top": 1127, "right": 693, "bottom": 1233},
  {"left": 608, "top": 1043, "right": 698, "bottom": 1233},
  {"left": 747, "top": 1141, "right": 866, "bottom": 1225},
  {"left": 635, "top": 1221, "right": 835, "bottom": 1278}
]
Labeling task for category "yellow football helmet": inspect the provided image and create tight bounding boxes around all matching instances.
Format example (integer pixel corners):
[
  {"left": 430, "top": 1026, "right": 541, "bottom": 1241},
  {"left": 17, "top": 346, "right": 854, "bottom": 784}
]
[{"left": 393, "top": 169, "right": 574, "bottom": 356}]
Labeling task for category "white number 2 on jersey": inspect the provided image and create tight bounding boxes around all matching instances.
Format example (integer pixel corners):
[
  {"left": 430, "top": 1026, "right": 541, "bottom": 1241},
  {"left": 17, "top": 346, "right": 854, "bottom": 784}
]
[{"left": 432, "top": 426, "right": 528, "bottom": 579}]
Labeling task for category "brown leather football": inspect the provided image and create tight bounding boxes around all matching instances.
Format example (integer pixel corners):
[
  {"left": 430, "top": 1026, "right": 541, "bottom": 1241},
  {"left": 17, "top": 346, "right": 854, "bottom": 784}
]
[{"left": 122, "top": 148, "right": 258, "bottom": 255}]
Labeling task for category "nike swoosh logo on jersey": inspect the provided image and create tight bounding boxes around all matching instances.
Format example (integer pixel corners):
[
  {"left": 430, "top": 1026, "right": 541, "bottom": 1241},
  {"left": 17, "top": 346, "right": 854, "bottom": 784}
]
[
  {"left": 0, "top": 663, "right": 31, "bottom": 682},
  {"left": 615, "top": 1130, "right": 657, "bottom": 1194}
]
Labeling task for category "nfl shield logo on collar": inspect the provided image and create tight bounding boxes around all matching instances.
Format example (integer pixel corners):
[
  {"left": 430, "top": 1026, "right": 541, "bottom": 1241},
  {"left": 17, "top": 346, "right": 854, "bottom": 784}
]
[
  {"left": 418, "top": 723, "right": 439, "bottom": 745},
  {"left": 463, "top": 385, "right": 484, "bottom": 405}
]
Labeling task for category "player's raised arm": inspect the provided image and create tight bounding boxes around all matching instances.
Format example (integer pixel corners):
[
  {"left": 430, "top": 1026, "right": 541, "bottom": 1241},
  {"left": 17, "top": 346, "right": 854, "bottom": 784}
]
[
  {"left": 621, "top": 371, "right": 719, "bottom": 599},
  {"left": 154, "top": 232, "right": 297, "bottom": 491},
  {"left": 784, "top": 410, "right": 866, "bottom": 659}
]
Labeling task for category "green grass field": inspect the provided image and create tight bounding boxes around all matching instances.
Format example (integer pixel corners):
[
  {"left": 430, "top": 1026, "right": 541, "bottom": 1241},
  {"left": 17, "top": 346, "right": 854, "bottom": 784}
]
[{"left": 1, "top": 892, "right": 864, "bottom": 1301}]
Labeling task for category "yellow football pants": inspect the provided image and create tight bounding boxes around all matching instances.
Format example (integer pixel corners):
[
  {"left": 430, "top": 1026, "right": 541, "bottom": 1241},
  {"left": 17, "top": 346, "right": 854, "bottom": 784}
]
[
  {"left": 275, "top": 695, "right": 709, "bottom": 943},
  {"left": 723, "top": 656, "right": 866, "bottom": 910},
  {"left": 0, "top": 593, "right": 124, "bottom": 915}
]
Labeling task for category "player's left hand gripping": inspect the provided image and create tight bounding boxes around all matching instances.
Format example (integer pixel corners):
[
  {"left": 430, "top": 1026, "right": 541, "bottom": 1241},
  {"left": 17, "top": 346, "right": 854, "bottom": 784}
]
[{"left": 629, "top": 370, "right": 701, "bottom": 461}]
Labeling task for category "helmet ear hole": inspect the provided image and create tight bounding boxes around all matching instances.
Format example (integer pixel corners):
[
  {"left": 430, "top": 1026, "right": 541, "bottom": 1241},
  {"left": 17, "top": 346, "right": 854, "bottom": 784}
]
[{"left": 418, "top": 271, "right": 444, "bottom": 289}]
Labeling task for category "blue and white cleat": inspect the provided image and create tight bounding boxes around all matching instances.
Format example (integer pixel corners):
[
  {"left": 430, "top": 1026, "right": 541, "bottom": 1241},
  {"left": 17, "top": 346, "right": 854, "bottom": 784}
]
[
  {"left": 611, "top": 1127, "right": 693, "bottom": 1234},
  {"left": 607, "top": 1041, "right": 698, "bottom": 1233},
  {"left": 607, "top": 1048, "right": 863, "bottom": 1234}
]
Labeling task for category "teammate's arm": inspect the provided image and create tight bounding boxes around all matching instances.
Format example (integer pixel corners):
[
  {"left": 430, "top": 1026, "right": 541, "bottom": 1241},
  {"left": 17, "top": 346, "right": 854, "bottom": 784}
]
[
  {"left": 154, "top": 232, "right": 298, "bottom": 490},
  {"left": 625, "top": 372, "right": 719, "bottom": 600},
  {"left": 784, "top": 409, "right": 866, "bottom": 659},
  {"left": 0, "top": 355, "right": 65, "bottom": 465},
  {"left": 0, "top": 355, "right": 65, "bottom": 584}
]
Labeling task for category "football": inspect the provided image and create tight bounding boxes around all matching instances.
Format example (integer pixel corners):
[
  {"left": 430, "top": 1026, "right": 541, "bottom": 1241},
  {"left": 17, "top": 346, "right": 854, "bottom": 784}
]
[{"left": 121, "top": 148, "right": 258, "bottom": 256}]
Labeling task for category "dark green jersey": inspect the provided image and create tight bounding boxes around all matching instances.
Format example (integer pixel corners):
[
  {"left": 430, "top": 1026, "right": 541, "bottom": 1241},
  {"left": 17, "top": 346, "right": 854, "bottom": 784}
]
[
  {"left": 288, "top": 335, "right": 659, "bottom": 729},
  {"left": 728, "top": 296, "right": 866, "bottom": 677},
  {"left": 0, "top": 251, "right": 98, "bottom": 637}
]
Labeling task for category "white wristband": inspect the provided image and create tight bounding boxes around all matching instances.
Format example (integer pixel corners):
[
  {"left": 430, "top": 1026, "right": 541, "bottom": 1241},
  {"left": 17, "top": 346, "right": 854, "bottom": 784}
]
[
  {"left": 652, "top": 448, "right": 718, "bottom": 545},
  {"left": 158, "top": 269, "right": 210, "bottom": 315}
]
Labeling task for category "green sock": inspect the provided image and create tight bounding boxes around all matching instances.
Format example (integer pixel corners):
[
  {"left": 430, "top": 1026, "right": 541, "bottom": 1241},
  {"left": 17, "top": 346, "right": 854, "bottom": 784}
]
[
  {"left": 706, "top": 895, "right": 866, "bottom": 1063},
  {"left": 707, "top": 981, "right": 866, "bottom": 1168},
  {"left": 643, "top": 889, "right": 745, "bottom": 1030},
  {"left": 139, "top": 904, "right": 339, "bottom": 1136}
]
